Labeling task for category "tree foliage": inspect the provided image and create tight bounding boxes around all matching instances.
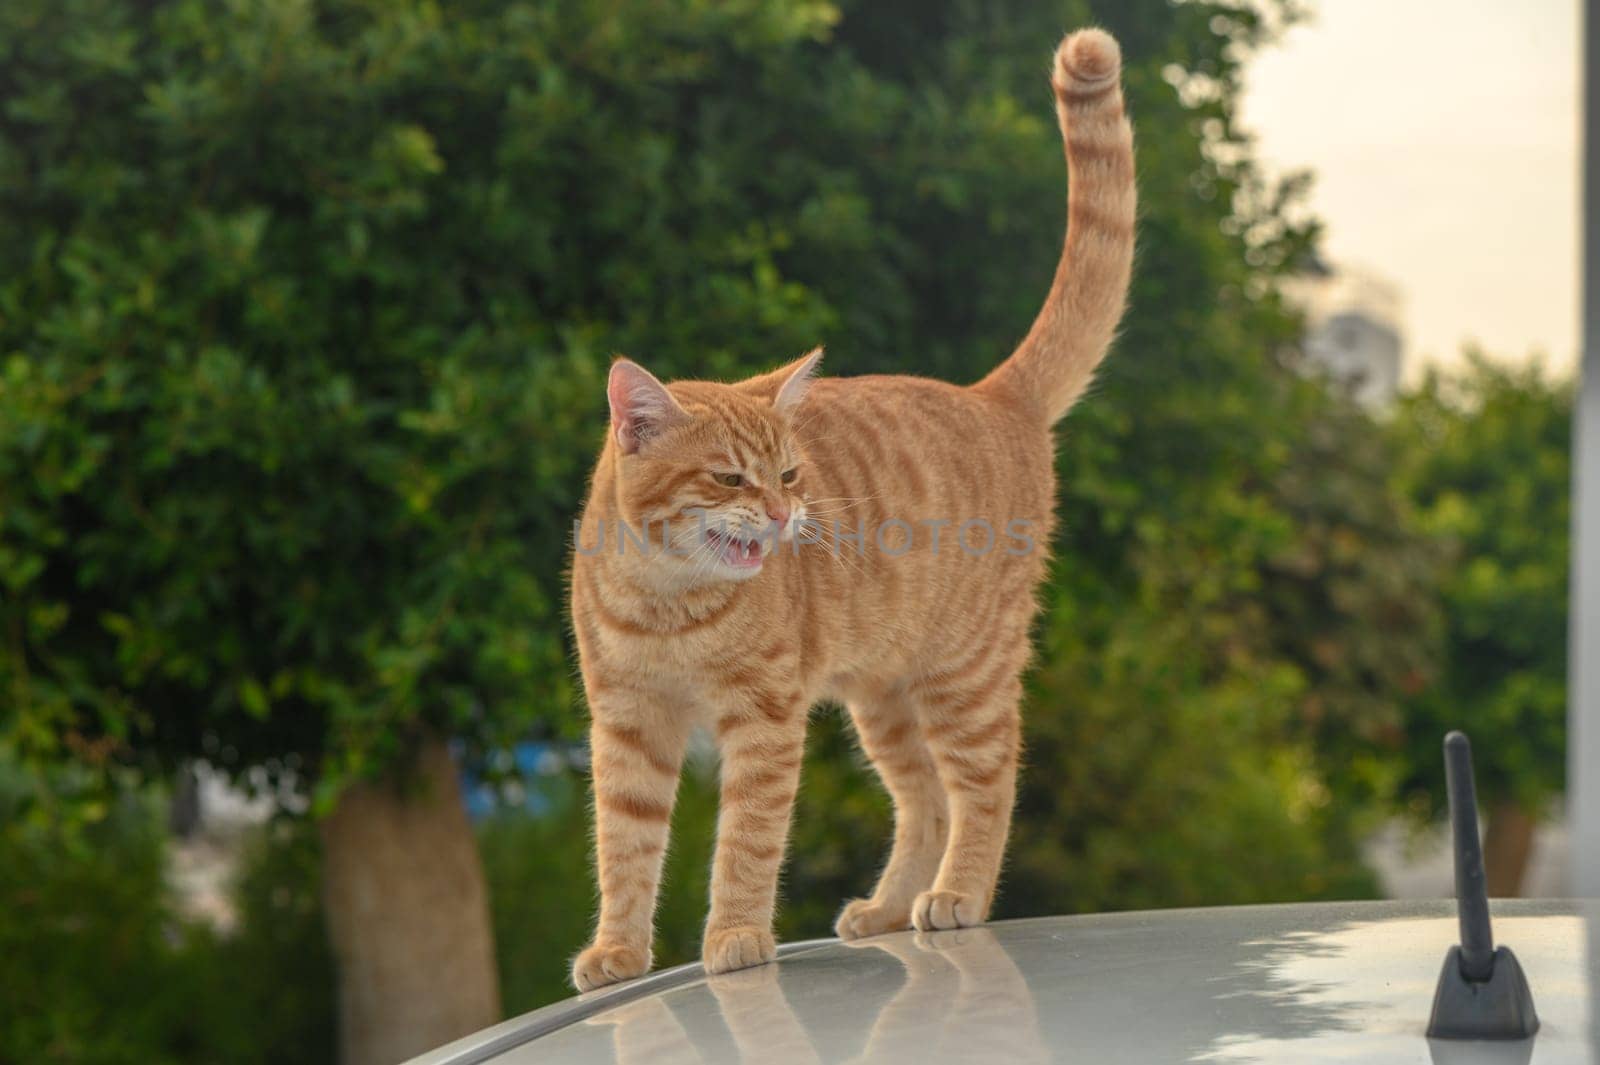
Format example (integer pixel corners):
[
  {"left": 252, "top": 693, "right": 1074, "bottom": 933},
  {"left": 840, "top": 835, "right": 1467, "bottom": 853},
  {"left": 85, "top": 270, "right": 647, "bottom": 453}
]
[
  {"left": 1393, "top": 354, "right": 1571, "bottom": 817},
  {"left": 0, "top": 761, "right": 335, "bottom": 1065}
]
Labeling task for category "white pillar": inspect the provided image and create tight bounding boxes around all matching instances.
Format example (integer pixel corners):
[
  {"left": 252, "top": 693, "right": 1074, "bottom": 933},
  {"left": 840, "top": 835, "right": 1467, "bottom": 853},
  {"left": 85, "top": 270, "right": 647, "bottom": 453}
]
[{"left": 1572, "top": 0, "right": 1600, "bottom": 896}]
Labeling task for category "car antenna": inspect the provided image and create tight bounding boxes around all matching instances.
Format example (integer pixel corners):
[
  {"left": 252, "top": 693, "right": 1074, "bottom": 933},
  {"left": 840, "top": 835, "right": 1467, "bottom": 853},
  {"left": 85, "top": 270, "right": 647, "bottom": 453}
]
[{"left": 1426, "top": 731, "right": 1539, "bottom": 1040}]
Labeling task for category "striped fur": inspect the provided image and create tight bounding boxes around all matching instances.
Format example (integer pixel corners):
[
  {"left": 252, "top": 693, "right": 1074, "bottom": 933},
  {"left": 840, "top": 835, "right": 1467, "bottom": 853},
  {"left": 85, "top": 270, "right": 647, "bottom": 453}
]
[
  {"left": 570, "top": 29, "right": 1136, "bottom": 992},
  {"left": 979, "top": 28, "right": 1137, "bottom": 421}
]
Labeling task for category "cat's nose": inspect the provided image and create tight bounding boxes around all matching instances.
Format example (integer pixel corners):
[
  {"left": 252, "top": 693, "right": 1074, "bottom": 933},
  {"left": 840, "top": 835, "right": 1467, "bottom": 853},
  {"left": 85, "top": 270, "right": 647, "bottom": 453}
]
[{"left": 765, "top": 499, "right": 790, "bottom": 526}]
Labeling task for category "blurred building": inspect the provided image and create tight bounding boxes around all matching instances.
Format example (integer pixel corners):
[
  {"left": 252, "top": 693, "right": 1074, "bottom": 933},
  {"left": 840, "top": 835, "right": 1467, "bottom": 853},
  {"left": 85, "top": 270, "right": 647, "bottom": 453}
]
[
  {"left": 1366, "top": 811, "right": 1569, "bottom": 899},
  {"left": 167, "top": 763, "right": 280, "bottom": 931},
  {"left": 1289, "top": 259, "right": 1406, "bottom": 407}
]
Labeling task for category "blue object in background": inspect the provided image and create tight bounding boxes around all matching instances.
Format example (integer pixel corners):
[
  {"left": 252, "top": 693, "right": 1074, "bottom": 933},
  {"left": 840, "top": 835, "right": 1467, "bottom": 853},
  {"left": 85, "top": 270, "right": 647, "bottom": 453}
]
[{"left": 457, "top": 741, "right": 585, "bottom": 820}]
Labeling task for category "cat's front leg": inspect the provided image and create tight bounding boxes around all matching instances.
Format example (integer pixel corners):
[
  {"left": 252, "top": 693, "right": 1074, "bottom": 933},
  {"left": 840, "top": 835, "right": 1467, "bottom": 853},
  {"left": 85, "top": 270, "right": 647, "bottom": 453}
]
[
  {"left": 703, "top": 688, "right": 809, "bottom": 974},
  {"left": 571, "top": 693, "right": 692, "bottom": 992}
]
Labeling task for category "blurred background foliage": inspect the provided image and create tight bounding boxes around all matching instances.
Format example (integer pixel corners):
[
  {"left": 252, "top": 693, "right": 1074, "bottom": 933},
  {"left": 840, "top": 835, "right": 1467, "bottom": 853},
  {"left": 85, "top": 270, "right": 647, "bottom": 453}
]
[
  {"left": 1392, "top": 354, "right": 1572, "bottom": 893},
  {"left": 0, "top": 0, "right": 1572, "bottom": 1061},
  {"left": 0, "top": 764, "right": 336, "bottom": 1064}
]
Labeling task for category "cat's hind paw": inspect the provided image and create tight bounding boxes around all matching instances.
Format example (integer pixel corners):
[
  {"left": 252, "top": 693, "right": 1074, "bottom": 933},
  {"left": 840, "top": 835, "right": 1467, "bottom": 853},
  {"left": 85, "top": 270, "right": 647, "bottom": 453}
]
[
  {"left": 572, "top": 940, "right": 650, "bottom": 992},
  {"left": 702, "top": 925, "right": 775, "bottom": 974},
  {"left": 834, "top": 897, "right": 911, "bottom": 940},
  {"left": 911, "top": 890, "right": 986, "bottom": 932}
]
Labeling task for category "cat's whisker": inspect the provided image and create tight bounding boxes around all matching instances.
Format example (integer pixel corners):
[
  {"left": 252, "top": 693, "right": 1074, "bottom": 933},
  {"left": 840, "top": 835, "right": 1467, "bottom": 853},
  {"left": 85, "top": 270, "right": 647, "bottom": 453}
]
[
  {"left": 800, "top": 503, "right": 874, "bottom": 519},
  {"left": 801, "top": 494, "right": 882, "bottom": 508},
  {"left": 796, "top": 494, "right": 882, "bottom": 521},
  {"left": 791, "top": 520, "right": 873, "bottom": 582}
]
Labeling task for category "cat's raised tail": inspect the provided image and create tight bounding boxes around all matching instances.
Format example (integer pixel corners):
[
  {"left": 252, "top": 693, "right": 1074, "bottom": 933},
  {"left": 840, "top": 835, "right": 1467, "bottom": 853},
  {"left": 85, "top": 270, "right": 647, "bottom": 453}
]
[{"left": 978, "top": 28, "right": 1136, "bottom": 424}]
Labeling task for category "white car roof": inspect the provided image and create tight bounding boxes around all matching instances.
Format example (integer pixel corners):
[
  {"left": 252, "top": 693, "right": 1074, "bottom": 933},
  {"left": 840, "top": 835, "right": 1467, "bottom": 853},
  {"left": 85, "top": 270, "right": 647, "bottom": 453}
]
[{"left": 408, "top": 899, "right": 1595, "bottom": 1064}]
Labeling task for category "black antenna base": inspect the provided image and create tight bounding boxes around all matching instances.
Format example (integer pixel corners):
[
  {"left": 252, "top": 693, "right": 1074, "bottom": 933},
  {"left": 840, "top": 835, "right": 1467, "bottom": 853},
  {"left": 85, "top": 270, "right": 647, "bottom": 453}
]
[
  {"left": 1425, "top": 731, "right": 1540, "bottom": 1041},
  {"left": 1427, "top": 945, "right": 1540, "bottom": 1040}
]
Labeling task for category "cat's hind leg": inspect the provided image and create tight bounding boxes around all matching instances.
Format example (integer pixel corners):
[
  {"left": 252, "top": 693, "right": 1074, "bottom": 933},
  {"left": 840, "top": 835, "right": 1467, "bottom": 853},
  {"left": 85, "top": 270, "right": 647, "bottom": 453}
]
[
  {"left": 835, "top": 684, "right": 949, "bottom": 940},
  {"left": 911, "top": 652, "right": 1025, "bottom": 931}
]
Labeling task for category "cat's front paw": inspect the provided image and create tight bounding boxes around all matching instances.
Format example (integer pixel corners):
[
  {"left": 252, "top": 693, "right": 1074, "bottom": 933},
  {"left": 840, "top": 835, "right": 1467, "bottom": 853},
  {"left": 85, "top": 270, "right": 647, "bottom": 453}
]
[
  {"left": 911, "top": 890, "right": 986, "bottom": 932},
  {"left": 572, "top": 940, "right": 650, "bottom": 992},
  {"left": 835, "top": 897, "right": 911, "bottom": 940},
  {"left": 702, "top": 925, "right": 775, "bottom": 974}
]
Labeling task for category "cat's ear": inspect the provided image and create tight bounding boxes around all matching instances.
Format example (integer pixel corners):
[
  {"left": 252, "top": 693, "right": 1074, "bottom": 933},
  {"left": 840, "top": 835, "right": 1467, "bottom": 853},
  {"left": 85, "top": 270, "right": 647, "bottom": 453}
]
[
  {"left": 608, "top": 358, "right": 688, "bottom": 455},
  {"left": 772, "top": 347, "right": 823, "bottom": 416}
]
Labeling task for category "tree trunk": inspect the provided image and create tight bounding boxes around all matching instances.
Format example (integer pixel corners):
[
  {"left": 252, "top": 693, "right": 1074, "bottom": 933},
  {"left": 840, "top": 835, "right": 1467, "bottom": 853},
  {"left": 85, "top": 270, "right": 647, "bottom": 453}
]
[
  {"left": 1482, "top": 801, "right": 1538, "bottom": 898},
  {"left": 320, "top": 738, "right": 501, "bottom": 1065}
]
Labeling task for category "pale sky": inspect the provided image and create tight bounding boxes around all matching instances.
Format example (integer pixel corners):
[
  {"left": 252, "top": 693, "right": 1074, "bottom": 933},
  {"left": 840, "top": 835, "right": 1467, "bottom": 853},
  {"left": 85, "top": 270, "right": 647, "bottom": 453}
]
[{"left": 1239, "top": 0, "right": 1580, "bottom": 376}]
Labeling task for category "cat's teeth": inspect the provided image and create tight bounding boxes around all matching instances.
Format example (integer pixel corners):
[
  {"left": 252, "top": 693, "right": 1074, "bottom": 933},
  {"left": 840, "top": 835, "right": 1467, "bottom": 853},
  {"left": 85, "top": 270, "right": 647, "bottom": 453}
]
[{"left": 707, "top": 530, "right": 762, "bottom": 568}]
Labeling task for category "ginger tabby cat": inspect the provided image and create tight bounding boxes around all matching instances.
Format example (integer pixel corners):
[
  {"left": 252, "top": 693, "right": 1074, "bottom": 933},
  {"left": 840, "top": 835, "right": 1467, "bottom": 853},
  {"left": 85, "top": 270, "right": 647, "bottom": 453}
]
[{"left": 570, "top": 27, "right": 1136, "bottom": 991}]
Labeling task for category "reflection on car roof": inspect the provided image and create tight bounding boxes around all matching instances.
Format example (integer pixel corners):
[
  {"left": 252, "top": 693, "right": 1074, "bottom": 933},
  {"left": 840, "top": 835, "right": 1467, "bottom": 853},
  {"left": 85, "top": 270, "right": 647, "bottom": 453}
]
[{"left": 406, "top": 899, "right": 1596, "bottom": 1065}]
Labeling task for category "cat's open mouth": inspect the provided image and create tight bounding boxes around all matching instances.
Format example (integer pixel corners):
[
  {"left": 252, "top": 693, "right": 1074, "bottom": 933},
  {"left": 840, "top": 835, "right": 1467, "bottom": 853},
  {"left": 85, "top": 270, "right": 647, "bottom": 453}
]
[{"left": 705, "top": 528, "right": 764, "bottom": 570}]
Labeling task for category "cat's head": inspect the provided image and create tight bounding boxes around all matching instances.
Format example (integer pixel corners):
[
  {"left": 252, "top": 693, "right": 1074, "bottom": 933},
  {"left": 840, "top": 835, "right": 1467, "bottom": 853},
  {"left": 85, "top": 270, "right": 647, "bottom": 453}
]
[{"left": 603, "top": 350, "right": 821, "bottom": 583}]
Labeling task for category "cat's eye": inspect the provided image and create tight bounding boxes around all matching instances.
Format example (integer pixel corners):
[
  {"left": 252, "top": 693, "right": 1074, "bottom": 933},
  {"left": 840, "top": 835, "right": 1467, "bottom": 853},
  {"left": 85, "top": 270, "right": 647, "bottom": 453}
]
[
  {"left": 780, "top": 468, "right": 798, "bottom": 484},
  {"left": 713, "top": 472, "right": 744, "bottom": 488}
]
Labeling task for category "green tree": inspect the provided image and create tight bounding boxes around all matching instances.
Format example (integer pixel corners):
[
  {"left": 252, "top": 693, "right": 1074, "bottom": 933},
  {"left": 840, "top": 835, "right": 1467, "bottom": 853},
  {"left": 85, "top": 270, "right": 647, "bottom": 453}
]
[
  {"left": 0, "top": 771, "right": 195, "bottom": 1065},
  {"left": 0, "top": 760, "right": 336, "bottom": 1065},
  {"left": 1393, "top": 353, "right": 1571, "bottom": 895}
]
